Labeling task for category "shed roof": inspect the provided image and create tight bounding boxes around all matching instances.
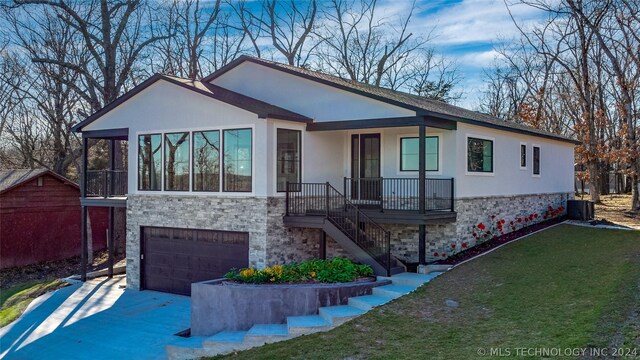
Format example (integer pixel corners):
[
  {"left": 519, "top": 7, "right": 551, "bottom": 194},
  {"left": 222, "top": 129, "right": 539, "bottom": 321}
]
[{"left": 0, "top": 169, "right": 77, "bottom": 195}]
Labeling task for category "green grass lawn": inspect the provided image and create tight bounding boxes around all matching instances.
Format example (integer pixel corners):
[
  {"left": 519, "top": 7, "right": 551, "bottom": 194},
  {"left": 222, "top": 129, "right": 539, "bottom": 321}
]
[
  {"left": 212, "top": 224, "right": 640, "bottom": 360},
  {"left": 0, "top": 279, "right": 68, "bottom": 327}
]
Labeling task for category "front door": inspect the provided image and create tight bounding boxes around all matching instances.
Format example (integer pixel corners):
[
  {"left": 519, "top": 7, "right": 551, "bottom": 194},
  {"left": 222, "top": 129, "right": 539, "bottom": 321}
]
[{"left": 351, "top": 133, "right": 381, "bottom": 201}]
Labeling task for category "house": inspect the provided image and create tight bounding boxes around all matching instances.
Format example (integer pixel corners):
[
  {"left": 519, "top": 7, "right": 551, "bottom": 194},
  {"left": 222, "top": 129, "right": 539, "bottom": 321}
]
[
  {"left": 0, "top": 169, "right": 108, "bottom": 269},
  {"left": 71, "top": 56, "right": 577, "bottom": 295}
]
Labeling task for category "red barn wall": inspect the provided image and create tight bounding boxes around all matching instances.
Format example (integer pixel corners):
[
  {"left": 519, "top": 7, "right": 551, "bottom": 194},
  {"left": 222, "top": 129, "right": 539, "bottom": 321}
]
[{"left": 0, "top": 174, "right": 108, "bottom": 269}]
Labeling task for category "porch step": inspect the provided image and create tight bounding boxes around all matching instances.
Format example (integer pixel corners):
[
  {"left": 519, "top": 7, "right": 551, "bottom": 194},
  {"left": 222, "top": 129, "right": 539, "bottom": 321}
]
[
  {"left": 348, "top": 294, "right": 393, "bottom": 311},
  {"left": 287, "top": 315, "right": 332, "bottom": 335},
  {"left": 378, "top": 272, "right": 443, "bottom": 287},
  {"left": 205, "top": 331, "right": 247, "bottom": 344},
  {"left": 372, "top": 284, "right": 417, "bottom": 299},
  {"left": 246, "top": 324, "right": 289, "bottom": 338},
  {"left": 319, "top": 305, "right": 365, "bottom": 326}
]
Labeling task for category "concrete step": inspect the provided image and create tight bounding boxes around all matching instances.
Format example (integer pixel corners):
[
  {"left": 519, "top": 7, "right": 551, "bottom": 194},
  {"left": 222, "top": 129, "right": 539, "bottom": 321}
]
[
  {"left": 318, "top": 305, "right": 365, "bottom": 326},
  {"left": 287, "top": 315, "right": 332, "bottom": 335},
  {"left": 348, "top": 294, "right": 393, "bottom": 311},
  {"left": 372, "top": 284, "right": 417, "bottom": 299},
  {"left": 204, "top": 330, "right": 247, "bottom": 344},
  {"left": 245, "top": 324, "right": 291, "bottom": 342},
  {"left": 378, "top": 272, "right": 443, "bottom": 287}
]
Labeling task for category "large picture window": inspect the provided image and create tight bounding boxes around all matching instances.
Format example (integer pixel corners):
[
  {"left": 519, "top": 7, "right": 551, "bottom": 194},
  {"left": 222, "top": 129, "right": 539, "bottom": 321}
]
[
  {"left": 276, "top": 129, "right": 301, "bottom": 192},
  {"left": 192, "top": 131, "right": 220, "bottom": 191},
  {"left": 400, "top": 136, "right": 439, "bottom": 171},
  {"left": 467, "top": 137, "right": 493, "bottom": 173},
  {"left": 164, "top": 132, "right": 190, "bottom": 191},
  {"left": 138, "top": 134, "right": 162, "bottom": 190},
  {"left": 533, "top": 146, "right": 540, "bottom": 175},
  {"left": 223, "top": 128, "right": 252, "bottom": 192}
]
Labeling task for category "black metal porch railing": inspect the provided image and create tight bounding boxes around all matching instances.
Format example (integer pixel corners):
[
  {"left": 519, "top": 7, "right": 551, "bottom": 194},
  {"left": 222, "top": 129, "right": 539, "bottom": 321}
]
[
  {"left": 344, "top": 177, "right": 454, "bottom": 212},
  {"left": 285, "top": 182, "right": 392, "bottom": 275},
  {"left": 86, "top": 170, "right": 128, "bottom": 198}
]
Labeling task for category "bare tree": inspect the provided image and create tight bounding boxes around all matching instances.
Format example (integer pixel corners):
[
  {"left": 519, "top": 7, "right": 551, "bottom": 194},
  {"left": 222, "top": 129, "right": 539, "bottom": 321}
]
[
  {"left": 315, "top": 0, "right": 424, "bottom": 87},
  {"left": 11, "top": 0, "right": 172, "bottom": 110}
]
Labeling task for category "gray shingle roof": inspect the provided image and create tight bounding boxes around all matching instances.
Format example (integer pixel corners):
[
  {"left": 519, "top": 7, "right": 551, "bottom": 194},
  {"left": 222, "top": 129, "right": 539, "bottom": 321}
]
[
  {"left": 0, "top": 169, "right": 49, "bottom": 193},
  {"left": 206, "top": 56, "right": 578, "bottom": 144}
]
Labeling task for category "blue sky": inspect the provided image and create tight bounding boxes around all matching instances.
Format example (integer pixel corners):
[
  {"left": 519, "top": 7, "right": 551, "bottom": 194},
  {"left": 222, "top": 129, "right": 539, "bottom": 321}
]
[{"left": 379, "top": 0, "right": 547, "bottom": 108}]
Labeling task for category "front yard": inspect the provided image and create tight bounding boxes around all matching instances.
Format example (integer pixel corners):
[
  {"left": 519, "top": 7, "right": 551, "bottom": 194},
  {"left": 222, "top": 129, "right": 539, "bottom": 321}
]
[{"left": 214, "top": 224, "right": 640, "bottom": 359}]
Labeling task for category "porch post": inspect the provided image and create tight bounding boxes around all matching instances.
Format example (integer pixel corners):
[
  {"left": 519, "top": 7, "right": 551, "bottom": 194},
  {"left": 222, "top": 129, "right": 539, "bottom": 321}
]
[
  {"left": 107, "top": 207, "right": 114, "bottom": 278},
  {"left": 80, "top": 136, "right": 88, "bottom": 281},
  {"left": 418, "top": 123, "right": 426, "bottom": 265}
]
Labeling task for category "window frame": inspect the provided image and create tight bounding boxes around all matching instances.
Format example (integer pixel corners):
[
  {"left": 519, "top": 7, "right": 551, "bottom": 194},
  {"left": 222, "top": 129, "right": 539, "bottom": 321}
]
[
  {"left": 276, "top": 128, "right": 302, "bottom": 193},
  {"left": 465, "top": 134, "right": 495, "bottom": 176},
  {"left": 532, "top": 145, "right": 541, "bottom": 177},
  {"left": 398, "top": 135, "right": 440, "bottom": 173},
  {"left": 520, "top": 142, "right": 527, "bottom": 170},
  {"left": 137, "top": 133, "right": 163, "bottom": 191},
  {"left": 222, "top": 127, "right": 253, "bottom": 193},
  {"left": 163, "top": 131, "right": 191, "bottom": 192},
  {"left": 191, "top": 130, "right": 221, "bottom": 192}
]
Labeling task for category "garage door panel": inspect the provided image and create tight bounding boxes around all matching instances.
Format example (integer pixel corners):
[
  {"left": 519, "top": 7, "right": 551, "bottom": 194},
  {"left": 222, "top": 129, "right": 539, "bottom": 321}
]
[{"left": 142, "top": 227, "right": 249, "bottom": 295}]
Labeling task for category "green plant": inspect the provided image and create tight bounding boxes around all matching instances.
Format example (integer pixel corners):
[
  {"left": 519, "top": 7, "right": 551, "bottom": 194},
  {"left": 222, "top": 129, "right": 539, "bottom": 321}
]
[{"left": 224, "top": 258, "right": 373, "bottom": 284}]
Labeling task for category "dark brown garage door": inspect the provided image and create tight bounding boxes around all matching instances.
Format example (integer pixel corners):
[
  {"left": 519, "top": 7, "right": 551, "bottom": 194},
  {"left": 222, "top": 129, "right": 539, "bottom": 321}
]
[{"left": 142, "top": 227, "right": 249, "bottom": 295}]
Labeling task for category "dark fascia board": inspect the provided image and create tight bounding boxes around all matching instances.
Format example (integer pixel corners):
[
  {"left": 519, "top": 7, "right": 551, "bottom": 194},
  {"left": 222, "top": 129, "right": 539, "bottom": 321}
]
[
  {"left": 203, "top": 56, "right": 425, "bottom": 113},
  {"left": 82, "top": 128, "right": 129, "bottom": 139},
  {"left": 306, "top": 116, "right": 457, "bottom": 131},
  {"left": 0, "top": 169, "right": 78, "bottom": 196},
  {"left": 71, "top": 73, "right": 311, "bottom": 133},
  {"left": 456, "top": 118, "right": 581, "bottom": 145},
  {"left": 71, "top": 74, "right": 163, "bottom": 133},
  {"left": 204, "top": 57, "right": 579, "bottom": 145}
]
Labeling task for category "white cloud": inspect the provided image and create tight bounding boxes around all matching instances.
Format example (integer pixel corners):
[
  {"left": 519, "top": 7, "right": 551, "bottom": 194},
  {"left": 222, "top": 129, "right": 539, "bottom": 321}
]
[{"left": 415, "top": 0, "right": 547, "bottom": 46}]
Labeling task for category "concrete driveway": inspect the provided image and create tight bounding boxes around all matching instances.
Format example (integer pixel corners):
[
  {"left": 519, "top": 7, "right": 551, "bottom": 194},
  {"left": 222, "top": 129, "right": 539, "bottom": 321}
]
[{"left": 0, "top": 276, "right": 197, "bottom": 359}]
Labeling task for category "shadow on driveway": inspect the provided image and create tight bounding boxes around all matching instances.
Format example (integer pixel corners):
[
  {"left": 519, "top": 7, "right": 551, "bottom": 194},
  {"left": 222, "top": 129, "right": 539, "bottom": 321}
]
[{"left": 0, "top": 276, "right": 191, "bottom": 360}]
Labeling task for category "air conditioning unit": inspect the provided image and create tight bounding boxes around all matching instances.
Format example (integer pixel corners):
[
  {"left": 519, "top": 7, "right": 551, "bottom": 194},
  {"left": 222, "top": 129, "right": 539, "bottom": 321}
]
[{"left": 567, "top": 200, "right": 595, "bottom": 221}]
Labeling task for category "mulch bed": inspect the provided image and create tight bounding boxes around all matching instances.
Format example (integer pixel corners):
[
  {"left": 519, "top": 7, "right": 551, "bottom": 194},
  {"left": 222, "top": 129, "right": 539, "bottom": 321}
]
[
  {"left": 0, "top": 250, "right": 125, "bottom": 289},
  {"left": 431, "top": 216, "right": 568, "bottom": 266}
]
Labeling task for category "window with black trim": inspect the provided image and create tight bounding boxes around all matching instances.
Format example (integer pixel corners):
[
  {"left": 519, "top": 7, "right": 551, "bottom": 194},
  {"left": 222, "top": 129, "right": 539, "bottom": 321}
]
[
  {"left": 223, "top": 128, "right": 252, "bottom": 192},
  {"left": 138, "top": 134, "right": 162, "bottom": 190},
  {"left": 400, "top": 136, "right": 439, "bottom": 171},
  {"left": 520, "top": 144, "right": 526, "bottom": 168},
  {"left": 276, "top": 129, "right": 301, "bottom": 192},
  {"left": 164, "top": 132, "right": 190, "bottom": 191},
  {"left": 193, "top": 130, "right": 220, "bottom": 191},
  {"left": 533, "top": 146, "right": 540, "bottom": 175},
  {"left": 467, "top": 137, "right": 493, "bottom": 173}
]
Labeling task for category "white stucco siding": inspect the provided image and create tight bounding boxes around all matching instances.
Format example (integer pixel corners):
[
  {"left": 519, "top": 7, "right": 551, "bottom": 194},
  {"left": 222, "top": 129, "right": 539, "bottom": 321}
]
[
  {"left": 211, "top": 62, "right": 415, "bottom": 121},
  {"left": 454, "top": 123, "right": 575, "bottom": 198},
  {"left": 82, "top": 80, "right": 268, "bottom": 196}
]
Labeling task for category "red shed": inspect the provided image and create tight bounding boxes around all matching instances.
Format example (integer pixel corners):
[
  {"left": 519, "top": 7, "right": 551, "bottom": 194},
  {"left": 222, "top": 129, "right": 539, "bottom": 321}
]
[{"left": 0, "top": 169, "right": 108, "bottom": 269}]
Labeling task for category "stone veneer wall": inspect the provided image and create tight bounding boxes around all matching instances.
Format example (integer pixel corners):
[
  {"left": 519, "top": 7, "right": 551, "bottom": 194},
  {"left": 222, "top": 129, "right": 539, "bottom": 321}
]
[
  {"left": 387, "top": 192, "right": 574, "bottom": 263},
  {"left": 126, "top": 192, "right": 572, "bottom": 290},
  {"left": 126, "top": 195, "right": 269, "bottom": 290},
  {"left": 266, "top": 197, "right": 351, "bottom": 265},
  {"left": 126, "top": 195, "right": 348, "bottom": 290}
]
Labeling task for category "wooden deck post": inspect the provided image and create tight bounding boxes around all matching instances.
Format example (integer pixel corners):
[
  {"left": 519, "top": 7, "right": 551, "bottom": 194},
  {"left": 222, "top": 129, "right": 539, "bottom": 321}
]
[
  {"left": 418, "top": 123, "right": 426, "bottom": 265},
  {"left": 81, "top": 136, "right": 88, "bottom": 281},
  {"left": 107, "top": 207, "right": 115, "bottom": 278}
]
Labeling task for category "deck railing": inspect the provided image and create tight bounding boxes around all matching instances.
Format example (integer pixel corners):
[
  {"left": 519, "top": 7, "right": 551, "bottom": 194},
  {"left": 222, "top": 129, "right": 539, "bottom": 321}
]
[
  {"left": 344, "top": 177, "right": 455, "bottom": 212},
  {"left": 86, "top": 170, "right": 128, "bottom": 198},
  {"left": 285, "top": 182, "right": 391, "bottom": 275}
]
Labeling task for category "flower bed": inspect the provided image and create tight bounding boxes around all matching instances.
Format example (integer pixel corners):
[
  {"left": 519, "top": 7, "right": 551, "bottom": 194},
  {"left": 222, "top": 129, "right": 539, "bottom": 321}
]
[
  {"left": 433, "top": 215, "right": 567, "bottom": 266},
  {"left": 224, "top": 258, "right": 373, "bottom": 284}
]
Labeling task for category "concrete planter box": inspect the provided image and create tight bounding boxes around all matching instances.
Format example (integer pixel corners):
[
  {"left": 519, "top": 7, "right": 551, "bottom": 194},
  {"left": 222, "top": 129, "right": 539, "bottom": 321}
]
[{"left": 191, "top": 277, "right": 391, "bottom": 336}]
